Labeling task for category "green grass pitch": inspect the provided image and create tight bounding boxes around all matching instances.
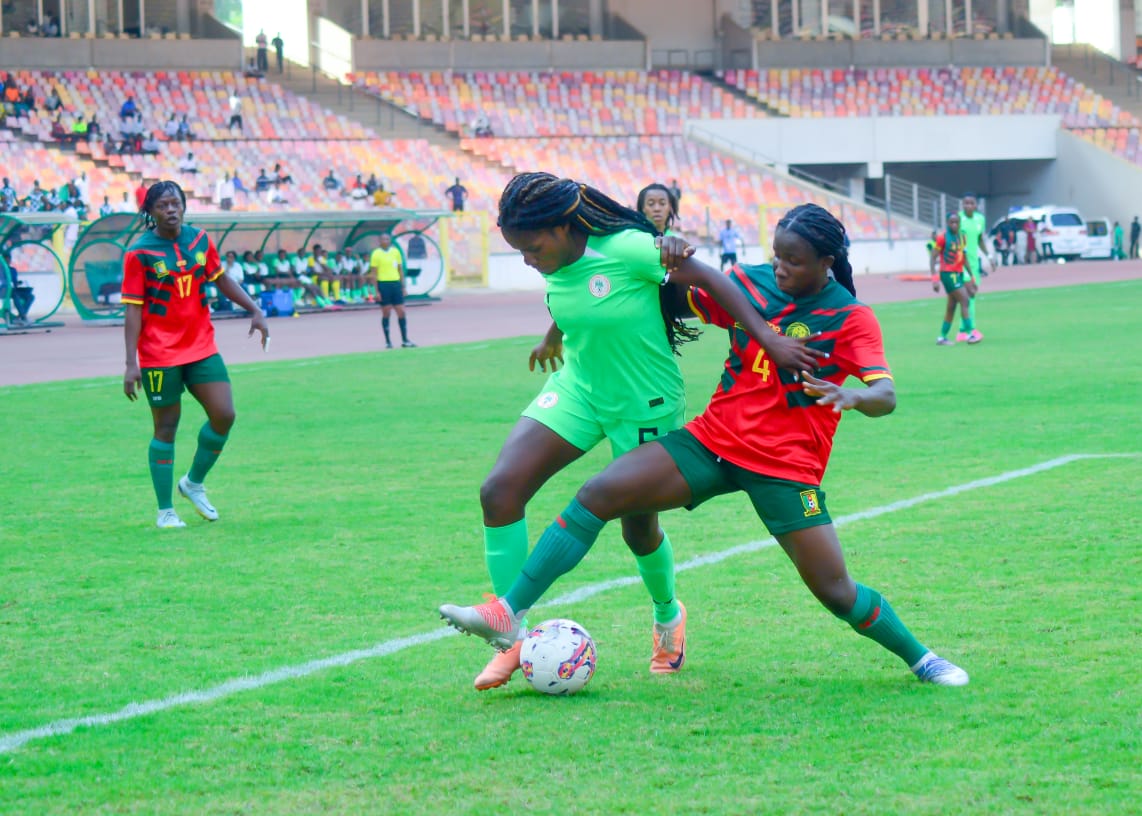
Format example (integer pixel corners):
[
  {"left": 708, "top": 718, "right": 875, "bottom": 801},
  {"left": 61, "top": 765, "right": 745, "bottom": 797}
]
[{"left": 1, "top": 280, "right": 1139, "bottom": 815}]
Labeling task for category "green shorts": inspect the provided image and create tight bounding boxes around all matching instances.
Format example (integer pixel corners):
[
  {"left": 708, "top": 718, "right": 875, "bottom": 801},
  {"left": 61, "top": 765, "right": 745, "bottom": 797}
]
[
  {"left": 939, "top": 271, "right": 967, "bottom": 294},
  {"left": 963, "top": 254, "right": 981, "bottom": 281},
  {"left": 521, "top": 373, "right": 684, "bottom": 458},
  {"left": 657, "top": 428, "right": 832, "bottom": 535},
  {"left": 141, "top": 353, "right": 229, "bottom": 407}
]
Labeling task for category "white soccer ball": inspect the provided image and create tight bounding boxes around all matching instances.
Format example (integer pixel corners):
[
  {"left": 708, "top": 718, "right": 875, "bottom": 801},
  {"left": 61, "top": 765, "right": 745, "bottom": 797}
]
[{"left": 519, "top": 618, "right": 597, "bottom": 696}]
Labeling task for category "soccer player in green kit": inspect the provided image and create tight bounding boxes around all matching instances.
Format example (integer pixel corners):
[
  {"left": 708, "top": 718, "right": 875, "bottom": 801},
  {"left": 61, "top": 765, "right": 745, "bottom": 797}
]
[
  {"left": 442, "top": 203, "right": 969, "bottom": 687},
  {"left": 636, "top": 182, "right": 679, "bottom": 236},
  {"left": 957, "top": 194, "right": 988, "bottom": 342},
  {"left": 468, "top": 172, "right": 824, "bottom": 691}
]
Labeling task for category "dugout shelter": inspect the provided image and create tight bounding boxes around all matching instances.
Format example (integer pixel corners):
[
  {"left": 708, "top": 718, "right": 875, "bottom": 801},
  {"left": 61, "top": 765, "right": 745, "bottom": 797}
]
[
  {"left": 68, "top": 208, "right": 450, "bottom": 322},
  {"left": 0, "top": 212, "right": 75, "bottom": 333}
]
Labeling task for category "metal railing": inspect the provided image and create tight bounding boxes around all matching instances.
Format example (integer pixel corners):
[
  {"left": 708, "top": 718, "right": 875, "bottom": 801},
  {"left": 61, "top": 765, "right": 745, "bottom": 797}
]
[{"left": 885, "top": 175, "right": 964, "bottom": 229}]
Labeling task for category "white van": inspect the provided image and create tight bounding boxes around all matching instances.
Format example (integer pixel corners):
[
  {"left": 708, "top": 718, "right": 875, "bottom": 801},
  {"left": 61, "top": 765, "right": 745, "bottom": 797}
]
[
  {"left": 1081, "top": 217, "right": 1114, "bottom": 260},
  {"left": 1005, "top": 206, "right": 1088, "bottom": 261}
]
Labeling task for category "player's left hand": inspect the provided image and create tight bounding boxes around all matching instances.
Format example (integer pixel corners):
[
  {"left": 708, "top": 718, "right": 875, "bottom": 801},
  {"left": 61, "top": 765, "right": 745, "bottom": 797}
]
[
  {"left": 800, "top": 371, "right": 859, "bottom": 413},
  {"left": 655, "top": 235, "right": 695, "bottom": 274},
  {"left": 249, "top": 311, "right": 270, "bottom": 351}
]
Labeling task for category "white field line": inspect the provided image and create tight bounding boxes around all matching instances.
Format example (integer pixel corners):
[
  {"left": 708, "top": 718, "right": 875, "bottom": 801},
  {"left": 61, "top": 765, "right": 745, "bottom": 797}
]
[{"left": 0, "top": 452, "right": 1136, "bottom": 755}]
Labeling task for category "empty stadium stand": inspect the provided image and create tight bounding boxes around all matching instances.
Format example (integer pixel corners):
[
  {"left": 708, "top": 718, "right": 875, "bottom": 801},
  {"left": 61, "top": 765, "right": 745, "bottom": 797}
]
[{"left": 721, "top": 65, "right": 1139, "bottom": 127}]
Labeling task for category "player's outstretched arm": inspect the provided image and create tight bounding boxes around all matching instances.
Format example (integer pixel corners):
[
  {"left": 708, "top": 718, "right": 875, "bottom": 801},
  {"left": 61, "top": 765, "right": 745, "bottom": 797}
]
[{"left": 801, "top": 372, "right": 896, "bottom": 417}]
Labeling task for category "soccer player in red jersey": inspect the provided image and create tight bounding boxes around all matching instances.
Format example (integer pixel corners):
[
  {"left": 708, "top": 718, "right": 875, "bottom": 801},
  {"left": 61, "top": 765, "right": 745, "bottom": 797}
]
[
  {"left": 122, "top": 180, "right": 269, "bottom": 528},
  {"left": 930, "top": 212, "right": 979, "bottom": 346},
  {"left": 441, "top": 203, "right": 970, "bottom": 687}
]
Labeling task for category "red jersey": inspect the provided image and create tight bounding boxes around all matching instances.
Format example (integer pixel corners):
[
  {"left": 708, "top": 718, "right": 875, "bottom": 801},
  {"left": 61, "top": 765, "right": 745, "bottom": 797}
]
[
  {"left": 686, "top": 264, "right": 892, "bottom": 486},
  {"left": 934, "top": 232, "right": 966, "bottom": 273},
  {"left": 121, "top": 225, "right": 223, "bottom": 368}
]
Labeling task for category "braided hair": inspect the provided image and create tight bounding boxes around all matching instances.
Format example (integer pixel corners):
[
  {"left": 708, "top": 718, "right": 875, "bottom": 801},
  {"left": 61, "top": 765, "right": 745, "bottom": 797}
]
[
  {"left": 775, "top": 203, "right": 856, "bottom": 296},
  {"left": 636, "top": 182, "right": 679, "bottom": 233},
  {"left": 139, "top": 180, "right": 186, "bottom": 231},
  {"left": 498, "top": 172, "right": 697, "bottom": 353}
]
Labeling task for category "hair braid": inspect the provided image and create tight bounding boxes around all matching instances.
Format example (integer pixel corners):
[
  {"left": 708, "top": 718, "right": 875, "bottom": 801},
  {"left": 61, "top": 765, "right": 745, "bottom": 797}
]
[
  {"left": 498, "top": 172, "right": 697, "bottom": 353},
  {"left": 776, "top": 203, "right": 856, "bottom": 296}
]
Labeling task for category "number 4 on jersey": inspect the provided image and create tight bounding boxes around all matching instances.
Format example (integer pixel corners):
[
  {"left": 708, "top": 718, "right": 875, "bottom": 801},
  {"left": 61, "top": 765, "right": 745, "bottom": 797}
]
[{"left": 751, "top": 349, "right": 771, "bottom": 381}]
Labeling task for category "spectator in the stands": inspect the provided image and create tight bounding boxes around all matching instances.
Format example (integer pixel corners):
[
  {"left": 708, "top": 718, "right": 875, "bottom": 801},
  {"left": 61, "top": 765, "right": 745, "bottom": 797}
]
[
  {"left": 134, "top": 181, "right": 148, "bottom": 209},
  {"left": 86, "top": 114, "right": 101, "bottom": 141},
  {"left": 119, "top": 95, "right": 138, "bottom": 120},
  {"left": 373, "top": 184, "right": 394, "bottom": 207},
  {"left": 99, "top": 195, "right": 114, "bottom": 217},
  {"left": 0, "top": 178, "right": 18, "bottom": 212},
  {"left": 255, "top": 168, "right": 273, "bottom": 192},
  {"left": 43, "top": 87, "right": 62, "bottom": 113},
  {"left": 445, "top": 177, "right": 468, "bottom": 212},
  {"left": 25, "top": 181, "right": 47, "bottom": 212},
  {"left": 17, "top": 87, "right": 35, "bottom": 115},
  {"left": 118, "top": 190, "right": 136, "bottom": 213},
  {"left": 231, "top": 169, "right": 250, "bottom": 199},
  {"left": 44, "top": 15, "right": 60, "bottom": 36},
  {"left": 323, "top": 169, "right": 341, "bottom": 191},
  {"left": 3, "top": 84, "right": 21, "bottom": 116},
  {"left": 176, "top": 114, "right": 193, "bottom": 140},
  {"left": 227, "top": 89, "right": 243, "bottom": 132},
  {"left": 179, "top": 151, "right": 198, "bottom": 174},
  {"left": 141, "top": 132, "right": 161, "bottom": 154},
  {"left": 471, "top": 112, "right": 493, "bottom": 138},
  {"left": 163, "top": 114, "right": 179, "bottom": 140},
  {"left": 256, "top": 29, "right": 270, "bottom": 72},
  {"left": 50, "top": 116, "right": 69, "bottom": 142},
  {"left": 70, "top": 115, "right": 88, "bottom": 141},
  {"left": 215, "top": 172, "right": 235, "bottom": 211},
  {"left": 365, "top": 173, "right": 379, "bottom": 195},
  {"left": 273, "top": 163, "right": 293, "bottom": 185}
]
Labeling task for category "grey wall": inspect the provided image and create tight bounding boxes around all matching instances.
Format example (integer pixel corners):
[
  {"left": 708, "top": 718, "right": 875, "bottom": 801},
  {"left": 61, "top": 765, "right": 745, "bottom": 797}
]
[
  {"left": 351, "top": 38, "right": 646, "bottom": 70},
  {"left": 687, "top": 115, "right": 1061, "bottom": 170},
  {"left": 755, "top": 37, "right": 1048, "bottom": 68},
  {"left": 1039, "top": 130, "right": 1142, "bottom": 225},
  {"left": 0, "top": 37, "right": 242, "bottom": 68}
]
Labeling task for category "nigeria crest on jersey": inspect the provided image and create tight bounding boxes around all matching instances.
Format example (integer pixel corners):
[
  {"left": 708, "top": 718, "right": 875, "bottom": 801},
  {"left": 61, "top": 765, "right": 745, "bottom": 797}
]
[{"left": 588, "top": 274, "right": 611, "bottom": 298}]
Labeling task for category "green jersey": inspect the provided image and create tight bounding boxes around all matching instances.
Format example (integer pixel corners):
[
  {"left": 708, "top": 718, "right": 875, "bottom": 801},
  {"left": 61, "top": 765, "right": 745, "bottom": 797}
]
[
  {"left": 545, "top": 229, "right": 683, "bottom": 417},
  {"left": 958, "top": 210, "right": 987, "bottom": 268}
]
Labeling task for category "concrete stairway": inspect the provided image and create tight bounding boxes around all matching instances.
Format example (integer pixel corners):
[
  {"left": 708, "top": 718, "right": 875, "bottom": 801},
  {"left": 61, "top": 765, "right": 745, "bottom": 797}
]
[{"left": 273, "top": 61, "right": 458, "bottom": 146}]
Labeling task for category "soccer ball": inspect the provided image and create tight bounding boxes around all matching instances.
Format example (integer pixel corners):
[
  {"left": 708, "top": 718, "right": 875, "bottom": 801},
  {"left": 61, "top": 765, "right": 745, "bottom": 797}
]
[{"left": 519, "top": 618, "right": 597, "bottom": 696}]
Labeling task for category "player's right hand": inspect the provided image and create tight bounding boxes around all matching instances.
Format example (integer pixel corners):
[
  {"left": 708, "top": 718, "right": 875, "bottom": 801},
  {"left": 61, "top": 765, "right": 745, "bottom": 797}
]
[
  {"left": 529, "top": 340, "right": 564, "bottom": 373},
  {"left": 124, "top": 363, "right": 142, "bottom": 401},
  {"left": 765, "top": 333, "right": 827, "bottom": 374}
]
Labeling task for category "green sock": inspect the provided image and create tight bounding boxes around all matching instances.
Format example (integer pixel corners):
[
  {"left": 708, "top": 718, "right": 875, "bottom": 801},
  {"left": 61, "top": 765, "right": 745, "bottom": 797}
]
[
  {"left": 148, "top": 439, "right": 175, "bottom": 510},
  {"left": 484, "top": 518, "right": 530, "bottom": 630},
  {"left": 961, "top": 316, "right": 974, "bottom": 333},
  {"left": 188, "top": 423, "right": 228, "bottom": 484},
  {"left": 504, "top": 498, "right": 604, "bottom": 615},
  {"left": 635, "top": 532, "right": 681, "bottom": 624},
  {"left": 968, "top": 295, "right": 977, "bottom": 324},
  {"left": 940, "top": 321, "right": 951, "bottom": 338},
  {"left": 838, "top": 583, "right": 928, "bottom": 667}
]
